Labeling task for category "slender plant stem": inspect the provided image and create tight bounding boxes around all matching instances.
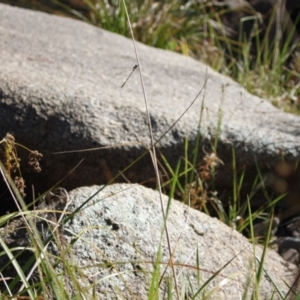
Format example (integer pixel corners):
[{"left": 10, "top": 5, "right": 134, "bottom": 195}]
[{"left": 120, "top": 1, "right": 180, "bottom": 297}]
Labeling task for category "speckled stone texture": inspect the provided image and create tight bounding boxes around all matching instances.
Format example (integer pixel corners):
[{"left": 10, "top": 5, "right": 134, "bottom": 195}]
[
  {"left": 1, "top": 3, "right": 300, "bottom": 195},
  {"left": 52, "top": 184, "right": 298, "bottom": 299}
]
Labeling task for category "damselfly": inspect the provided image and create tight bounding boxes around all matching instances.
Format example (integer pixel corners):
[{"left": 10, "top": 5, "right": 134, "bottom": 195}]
[{"left": 121, "top": 64, "right": 139, "bottom": 88}]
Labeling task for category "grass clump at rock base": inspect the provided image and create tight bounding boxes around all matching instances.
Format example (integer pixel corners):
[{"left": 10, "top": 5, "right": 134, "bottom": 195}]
[{"left": 0, "top": 134, "right": 299, "bottom": 298}]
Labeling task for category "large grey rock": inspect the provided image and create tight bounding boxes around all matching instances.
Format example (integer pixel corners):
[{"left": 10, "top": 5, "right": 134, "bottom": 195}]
[
  {"left": 0, "top": 3, "right": 300, "bottom": 193},
  {"left": 59, "top": 184, "right": 299, "bottom": 298},
  {"left": 0, "top": 184, "right": 297, "bottom": 299}
]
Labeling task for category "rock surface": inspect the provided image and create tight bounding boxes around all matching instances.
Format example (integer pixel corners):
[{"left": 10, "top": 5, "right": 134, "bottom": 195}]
[
  {"left": 0, "top": 184, "right": 298, "bottom": 299},
  {"left": 1, "top": 3, "right": 300, "bottom": 194}
]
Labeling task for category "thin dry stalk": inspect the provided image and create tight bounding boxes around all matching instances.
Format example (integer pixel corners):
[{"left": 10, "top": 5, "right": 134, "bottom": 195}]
[
  {"left": 120, "top": 2, "right": 210, "bottom": 297},
  {"left": 120, "top": 0, "right": 180, "bottom": 296}
]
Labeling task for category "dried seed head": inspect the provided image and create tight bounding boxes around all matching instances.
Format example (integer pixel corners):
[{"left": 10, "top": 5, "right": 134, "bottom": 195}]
[
  {"left": 14, "top": 176, "right": 26, "bottom": 198},
  {"left": 28, "top": 150, "right": 43, "bottom": 173},
  {"left": 0, "top": 133, "right": 19, "bottom": 175},
  {"left": 203, "top": 152, "right": 223, "bottom": 168}
]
